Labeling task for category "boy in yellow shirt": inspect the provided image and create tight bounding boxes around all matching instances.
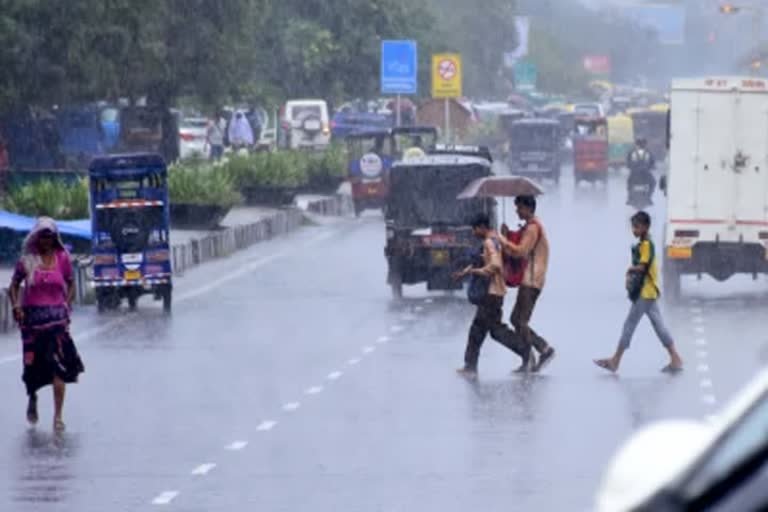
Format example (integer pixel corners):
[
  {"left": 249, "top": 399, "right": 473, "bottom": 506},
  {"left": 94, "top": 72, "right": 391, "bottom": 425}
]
[{"left": 594, "top": 211, "right": 684, "bottom": 373}]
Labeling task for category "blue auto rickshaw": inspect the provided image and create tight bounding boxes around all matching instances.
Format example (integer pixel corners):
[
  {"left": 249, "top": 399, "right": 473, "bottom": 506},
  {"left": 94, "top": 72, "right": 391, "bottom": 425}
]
[
  {"left": 346, "top": 129, "right": 395, "bottom": 217},
  {"left": 89, "top": 153, "right": 172, "bottom": 313}
]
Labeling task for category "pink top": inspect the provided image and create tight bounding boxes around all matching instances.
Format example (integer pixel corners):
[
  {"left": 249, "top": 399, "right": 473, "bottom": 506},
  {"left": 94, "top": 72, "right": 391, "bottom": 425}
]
[{"left": 13, "top": 250, "right": 73, "bottom": 307}]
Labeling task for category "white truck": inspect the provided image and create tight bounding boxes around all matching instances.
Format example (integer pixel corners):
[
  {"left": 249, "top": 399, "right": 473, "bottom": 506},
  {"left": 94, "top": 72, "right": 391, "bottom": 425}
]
[{"left": 664, "top": 77, "right": 768, "bottom": 298}]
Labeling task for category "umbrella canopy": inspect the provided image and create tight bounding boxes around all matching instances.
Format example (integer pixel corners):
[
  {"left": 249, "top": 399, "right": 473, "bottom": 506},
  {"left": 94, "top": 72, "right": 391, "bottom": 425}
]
[{"left": 457, "top": 176, "right": 544, "bottom": 199}]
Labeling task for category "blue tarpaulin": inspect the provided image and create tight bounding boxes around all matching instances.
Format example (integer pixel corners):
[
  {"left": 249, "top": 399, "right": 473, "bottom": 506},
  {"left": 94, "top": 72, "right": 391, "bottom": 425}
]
[{"left": 0, "top": 210, "right": 91, "bottom": 240}]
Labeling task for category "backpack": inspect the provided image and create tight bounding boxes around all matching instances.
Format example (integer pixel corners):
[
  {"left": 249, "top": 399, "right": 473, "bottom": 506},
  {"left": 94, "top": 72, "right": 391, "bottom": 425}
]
[
  {"left": 466, "top": 239, "right": 500, "bottom": 306},
  {"left": 626, "top": 239, "right": 656, "bottom": 302},
  {"left": 503, "top": 220, "right": 540, "bottom": 287}
]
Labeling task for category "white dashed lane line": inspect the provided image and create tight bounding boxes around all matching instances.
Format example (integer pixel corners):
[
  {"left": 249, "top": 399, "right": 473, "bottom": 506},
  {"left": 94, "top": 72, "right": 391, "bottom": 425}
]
[
  {"left": 694, "top": 326, "right": 706, "bottom": 334},
  {"left": 305, "top": 386, "right": 324, "bottom": 395},
  {"left": 327, "top": 371, "right": 343, "bottom": 381},
  {"left": 256, "top": 420, "right": 277, "bottom": 431},
  {"left": 697, "top": 363, "right": 710, "bottom": 373},
  {"left": 152, "top": 491, "right": 180, "bottom": 505},
  {"left": 347, "top": 358, "right": 361, "bottom": 366},
  {"left": 700, "top": 379, "right": 713, "bottom": 389},
  {"left": 697, "top": 350, "right": 709, "bottom": 359},
  {"left": 362, "top": 346, "right": 376, "bottom": 354},
  {"left": 695, "top": 338, "right": 708, "bottom": 346},
  {"left": 282, "top": 402, "right": 301, "bottom": 412},
  {"left": 225, "top": 441, "right": 248, "bottom": 451},
  {"left": 191, "top": 463, "right": 217, "bottom": 476},
  {"left": 377, "top": 336, "right": 390, "bottom": 344},
  {"left": 702, "top": 394, "right": 718, "bottom": 405},
  {"left": 390, "top": 325, "right": 404, "bottom": 333}
]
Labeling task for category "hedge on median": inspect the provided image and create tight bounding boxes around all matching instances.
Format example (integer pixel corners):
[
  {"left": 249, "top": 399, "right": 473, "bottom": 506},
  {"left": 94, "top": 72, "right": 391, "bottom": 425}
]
[{"left": 2, "top": 178, "right": 90, "bottom": 219}]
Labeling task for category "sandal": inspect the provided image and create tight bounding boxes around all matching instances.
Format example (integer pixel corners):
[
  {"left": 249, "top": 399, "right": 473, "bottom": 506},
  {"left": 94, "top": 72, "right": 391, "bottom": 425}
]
[
  {"left": 53, "top": 418, "right": 66, "bottom": 433},
  {"left": 661, "top": 364, "right": 684, "bottom": 374},
  {"left": 26, "top": 396, "right": 38, "bottom": 425},
  {"left": 593, "top": 359, "right": 618, "bottom": 373}
]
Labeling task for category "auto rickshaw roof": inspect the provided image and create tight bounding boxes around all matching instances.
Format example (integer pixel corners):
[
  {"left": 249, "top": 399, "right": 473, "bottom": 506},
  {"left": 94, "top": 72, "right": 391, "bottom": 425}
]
[
  {"left": 89, "top": 152, "right": 167, "bottom": 177},
  {"left": 392, "top": 154, "right": 491, "bottom": 169}
]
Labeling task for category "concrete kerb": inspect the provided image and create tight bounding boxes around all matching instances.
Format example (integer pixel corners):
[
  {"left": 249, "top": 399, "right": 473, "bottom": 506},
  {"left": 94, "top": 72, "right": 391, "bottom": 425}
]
[{"left": 0, "top": 194, "right": 350, "bottom": 333}]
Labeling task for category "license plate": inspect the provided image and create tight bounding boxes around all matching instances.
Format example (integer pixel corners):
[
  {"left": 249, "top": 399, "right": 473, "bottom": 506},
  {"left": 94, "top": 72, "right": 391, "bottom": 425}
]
[
  {"left": 431, "top": 250, "right": 449, "bottom": 266},
  {"left": 367, "top": 185, "right": 378, "bottom": 194},
  {"left": 124, "top": 270, "right": 141, "bottom": 280},
  {"left": 122, "top": 253, "right": 143, "bottom": 264}
]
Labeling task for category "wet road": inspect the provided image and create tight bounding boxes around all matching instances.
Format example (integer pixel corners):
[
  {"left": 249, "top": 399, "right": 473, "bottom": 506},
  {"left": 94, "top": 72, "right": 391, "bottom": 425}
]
[{"left": 1, "top": 167, "right": 767, "bottom": 511}]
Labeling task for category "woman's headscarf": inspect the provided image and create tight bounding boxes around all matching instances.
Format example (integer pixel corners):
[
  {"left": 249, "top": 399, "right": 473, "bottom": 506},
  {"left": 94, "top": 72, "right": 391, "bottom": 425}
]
[
  {"left": 20, "top": 217, "right": 66, "bottom": 285},
  {"left": 228, "top": 111, "right": 254, "bottom": 145}
]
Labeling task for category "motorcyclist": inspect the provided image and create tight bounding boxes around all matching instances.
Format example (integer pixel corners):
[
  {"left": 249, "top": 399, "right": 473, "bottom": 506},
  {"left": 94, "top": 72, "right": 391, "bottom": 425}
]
[{"left": 626, "top": 138, "right": 656, "bottom": 204}]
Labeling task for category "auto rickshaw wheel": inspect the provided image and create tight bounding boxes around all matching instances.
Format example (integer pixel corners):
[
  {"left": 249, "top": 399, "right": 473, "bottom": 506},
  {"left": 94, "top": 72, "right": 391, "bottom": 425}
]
[{"left": 96, "top": 289, "right": 121, "bottom": 313}]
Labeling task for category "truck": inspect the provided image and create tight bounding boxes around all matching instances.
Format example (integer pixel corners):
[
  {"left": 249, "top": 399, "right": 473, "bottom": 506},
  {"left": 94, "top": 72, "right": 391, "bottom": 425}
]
[{"left": 664, "top": 77, "right": 768, "bottom": 299}]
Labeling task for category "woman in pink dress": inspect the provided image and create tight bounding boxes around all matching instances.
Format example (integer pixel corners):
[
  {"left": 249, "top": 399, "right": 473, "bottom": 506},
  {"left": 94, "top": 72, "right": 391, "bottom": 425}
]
[{"left": 9, "top": 217, "right": 84, "bottom": 432}]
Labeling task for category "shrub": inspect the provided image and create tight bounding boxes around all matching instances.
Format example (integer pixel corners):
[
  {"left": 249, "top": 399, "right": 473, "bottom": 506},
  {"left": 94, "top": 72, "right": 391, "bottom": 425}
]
[
  {"left": 3, "top": 179, "right": 89, "bottom": 219},
  {"left": 168, "top": 161, "right": 242, "bottom": 208}
]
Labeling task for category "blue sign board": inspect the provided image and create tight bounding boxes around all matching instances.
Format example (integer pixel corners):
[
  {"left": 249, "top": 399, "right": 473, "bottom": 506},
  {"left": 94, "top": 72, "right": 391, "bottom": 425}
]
[{"left": 381, "top": 40, "right": 418, "bottom": 95}]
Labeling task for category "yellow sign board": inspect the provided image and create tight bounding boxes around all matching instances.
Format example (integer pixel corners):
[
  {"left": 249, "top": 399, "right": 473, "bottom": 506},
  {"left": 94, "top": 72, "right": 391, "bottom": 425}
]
[{"left": 431, "top": 53, "right": 462, "bottom": 98}]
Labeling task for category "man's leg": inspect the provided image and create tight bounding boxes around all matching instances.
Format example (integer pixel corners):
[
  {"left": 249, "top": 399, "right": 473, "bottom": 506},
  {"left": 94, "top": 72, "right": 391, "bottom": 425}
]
[
  {"left": 511, "top": 286, "right": 550, "bottom": 354},
  {"left": 486, "top": 296, "right": 528, "bottom": 362},
  {"left": 461, "top": 303, "right": 491, "bottom": 374},
  {"left": 595, "top": 299, "right": 647, "bottom": 372},
  {"left": 646, "top": 301, "right": 684, "bottom": 370}
]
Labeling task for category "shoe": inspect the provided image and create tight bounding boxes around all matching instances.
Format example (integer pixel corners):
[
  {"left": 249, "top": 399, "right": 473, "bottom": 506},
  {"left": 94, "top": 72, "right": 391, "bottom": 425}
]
[
  {"left": 513, "top": 349, "right": 537, "bottom": 373},
  {"left": 456, "top": 367, "right": 478, "bottom": 381},
  {"left": 533, "top": 348, "right": 556, "bottom": 373},
  {"left": 26, "top": 395, "right": 38, "bottom": 425}
]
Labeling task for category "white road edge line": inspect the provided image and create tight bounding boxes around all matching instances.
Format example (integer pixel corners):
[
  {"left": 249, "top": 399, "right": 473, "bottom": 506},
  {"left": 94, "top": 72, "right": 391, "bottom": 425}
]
[
  {"left": 305, "top": 386, "right": 324, "bottom": 395},
  {"left": 152, "top": 491, "right": 180, "bottom": 505},
  {"left": 225, "top": 441, "right": 248, "bottom": 451},
  {"left": 256, "top": 420, "right": 277, "bottom": 431},
  {"left": 327, "top": 371, "right": 343, "bottom": 381},
  {"left": 282, "top": 402, "right": 301, "bottom": 412},
  {"left": 191, "top": 463, "right": 217, "bottom": 476}
]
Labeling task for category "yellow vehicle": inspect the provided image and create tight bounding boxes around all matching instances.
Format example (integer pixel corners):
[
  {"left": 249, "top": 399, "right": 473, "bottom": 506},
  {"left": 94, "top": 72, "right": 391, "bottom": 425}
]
[{"left": 607, "top": 114, "right": 634, "bottom": 169}]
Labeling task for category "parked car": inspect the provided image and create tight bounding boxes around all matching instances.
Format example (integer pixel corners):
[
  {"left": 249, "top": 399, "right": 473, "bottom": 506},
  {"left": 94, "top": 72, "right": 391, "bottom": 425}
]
[
  {"left": 280, "top": 99, "right": 331, "bottom": 150},
  {"left": 179, "top": 117, "right": 209, "bottom": 159},
  {"left": 331, "top": 111, "right": 393, "bottom": 140}
]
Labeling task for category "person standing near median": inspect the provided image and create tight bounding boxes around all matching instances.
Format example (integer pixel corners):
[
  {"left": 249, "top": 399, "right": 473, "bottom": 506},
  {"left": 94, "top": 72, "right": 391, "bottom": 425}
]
[
  {"left": 497, "top": 195, "right": 557, "bottom": 373},
  {"left": 8, "top": 218, "right": 85, "bottom": 432},
  {"left": 594, "top": 211, "right": 684, "bottom": 374},
  {"left": 454, "top": 214, "right": 532, "bottom": 380}
]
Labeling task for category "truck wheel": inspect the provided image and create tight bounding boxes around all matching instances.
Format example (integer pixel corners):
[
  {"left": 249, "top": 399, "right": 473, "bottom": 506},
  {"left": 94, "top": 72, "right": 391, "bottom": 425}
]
[
  {"left": 663, "top": 257, "right": 682, "bottom": 302},
  {"left": 128, "top": 294, "right": 138, "bottom": 311},
  {"left": 97, "top": 289, "right": 120, "bottom": 313}
]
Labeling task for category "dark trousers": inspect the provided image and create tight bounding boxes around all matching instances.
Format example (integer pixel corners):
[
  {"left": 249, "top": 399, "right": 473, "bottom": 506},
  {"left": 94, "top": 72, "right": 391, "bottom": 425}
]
[
  {"left": 464, "top": 295, "right": 527, "bottom": 371},
  {"left": 511, "top": 286, "right": 550, "bottom": 354}
]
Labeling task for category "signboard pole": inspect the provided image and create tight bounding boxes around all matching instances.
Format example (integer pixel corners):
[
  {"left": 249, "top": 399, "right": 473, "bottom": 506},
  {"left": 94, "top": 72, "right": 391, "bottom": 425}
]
[
  {"left": 396, "top": 94, "right": 402, "bottom": 127},
  {"left": 444, "top": 99, "right": 451, "bottom": 143}
]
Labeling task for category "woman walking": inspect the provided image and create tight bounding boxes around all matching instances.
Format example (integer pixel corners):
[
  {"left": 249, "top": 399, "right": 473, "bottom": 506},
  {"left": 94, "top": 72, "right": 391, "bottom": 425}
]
[{"left": 9, "top": 218, "right": 84, "bottom": 431}]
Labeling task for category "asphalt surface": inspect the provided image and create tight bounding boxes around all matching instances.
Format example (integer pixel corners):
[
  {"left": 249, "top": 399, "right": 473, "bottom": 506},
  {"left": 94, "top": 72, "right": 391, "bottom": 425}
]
[{"left": 0, "top": 166, "right": 766, "bottom": 511}]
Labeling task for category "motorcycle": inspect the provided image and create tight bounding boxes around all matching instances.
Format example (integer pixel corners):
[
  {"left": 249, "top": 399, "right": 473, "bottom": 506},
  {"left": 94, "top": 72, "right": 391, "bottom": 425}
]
[{"left": 627, "top": 182, "right": 653, "bottom": 209}]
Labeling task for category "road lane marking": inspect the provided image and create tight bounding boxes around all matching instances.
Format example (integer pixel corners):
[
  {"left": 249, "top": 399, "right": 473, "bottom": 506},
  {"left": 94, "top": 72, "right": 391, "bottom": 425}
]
[
  {"left": 702, "top": 394, "right": 717, "bottom": 405},
  {"left": 694, "top": 326, "right": 706, "bottom": 334},
  {"left": 400, "top": 314, "right": 417, "bottom": 323},
  {"left": 692, "top": 316, "right": 705, "bottom": 324},
  {"left": 256, "top": 420, "right": 277, "bottom": 431},
  {"left": 327, "top": 371, "right": 343, "bottom": 381},
  {"left": 362, "top": 346, "right": 375, "bottom": 354},
  {"left": 191, "top": 463, "right": 216, "bottom": 476},
  {"left": 390, "top": 325, "right": 404, "bottom": 333},
  {"left": 305, "top": 386, "right": 323, "bottom": 395},
  {"left": 697, "top": 363, "right": 710, "bottom": 373},
  {"left": 282, "top": 402, "right": 301, "bottom": 412},
  {"left": 424, "top": 298, "right": 434, "bottom": 304},
  {"left": 225, "top": 441, "right": 248, "bottom": 451},
  {"left": 347, "top": 358, "right": 361, "bottom": 366},
  {"left": 695, "top": 338, "right": 708, "bottom": 346},
  {"left": 377, "top": 336, "right": 390, "bottom": 344},
  {"left": 414, "top": 306, "right": 424, "bottom": 313},
  {"left": 152, "top": 491, "right": 179, "bottom": 505},
  {"left": 689, "top": 307, "right": 702, "bottom": 314},
  {"left": 697, "top": 350, "right": 709, "bottom": 359},
  {"left": 0, "top": 355, "right": 21, "bottom": 365},
  {"left": 700, "top": 379, "right": 713, "bottom": 389}
]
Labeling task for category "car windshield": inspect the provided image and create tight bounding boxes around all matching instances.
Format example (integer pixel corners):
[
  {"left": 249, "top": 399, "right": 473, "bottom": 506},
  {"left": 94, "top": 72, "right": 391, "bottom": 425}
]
[
  {"left": 387, "top": 164, "right": 489, "bottom": 226},
  {"left": 290, "top": 105, "right": 321, "bottom": 119}
]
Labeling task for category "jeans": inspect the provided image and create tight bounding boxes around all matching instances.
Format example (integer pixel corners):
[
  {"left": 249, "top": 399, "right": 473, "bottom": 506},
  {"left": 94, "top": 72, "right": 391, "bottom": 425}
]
[
  {"left": 464, "top": 295, "right": 527, "bottom": 371},
  {"left": 618, "top": 299, "right": 674, "bottom": 350},
  {"left": 511, "top": 286, "right": 551, "bottom": 354},
  {"left": 210, "top": 145, "right": 224, "bottom": 160}
]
